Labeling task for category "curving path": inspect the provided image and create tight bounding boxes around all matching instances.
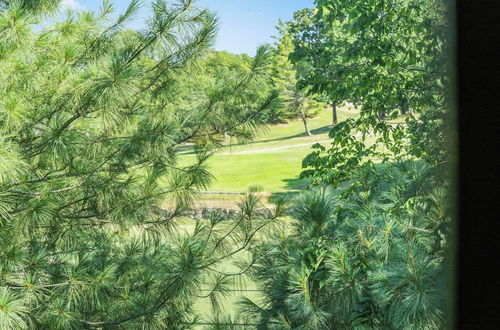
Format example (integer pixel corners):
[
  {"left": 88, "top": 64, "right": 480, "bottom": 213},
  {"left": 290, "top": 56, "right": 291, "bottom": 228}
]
[
  {"left": 217, "top": 131, "right": 369, "bottom": 155},
  {"left": 217, "top": 139, "right": 334, "bottom": 155}
]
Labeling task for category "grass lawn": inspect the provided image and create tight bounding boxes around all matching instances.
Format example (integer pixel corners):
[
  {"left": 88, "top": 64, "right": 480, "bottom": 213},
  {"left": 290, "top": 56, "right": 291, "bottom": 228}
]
[
  {"left": 177, "top": 107, "right": 388, "bottom": 196},
  {"left": 179, "top": 145, "right": 317, "bottom": 193},
  {"left": 178, "top": 107, "right": 357, "bottom": 195},
  {"left": 179, "top": 106, "right": 356, "bottom": 156}
]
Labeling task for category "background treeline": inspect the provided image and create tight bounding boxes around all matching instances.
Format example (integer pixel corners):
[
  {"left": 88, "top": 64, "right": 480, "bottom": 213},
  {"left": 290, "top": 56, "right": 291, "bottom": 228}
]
[
  {"left": 183, "top": 30, "right": 328, "bottom": 136},
  {"left": 0, "top": 0, "right": 452, "bottom": 329}
]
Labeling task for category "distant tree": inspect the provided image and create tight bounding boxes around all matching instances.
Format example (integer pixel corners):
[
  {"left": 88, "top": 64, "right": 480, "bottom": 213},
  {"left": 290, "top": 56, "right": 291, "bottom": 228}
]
[
  {"left": 287, "top": 7, "right": 346, "bottom": 126},
  {"left": 0, "top": 0, "right": 279, "bottom": 327},
  {"left": 195, "top": 49, "right": 278, "bottom": 141},
  {"left": 271, "top": 20, "right": 325, "bottom": 136},
  {"left": 284, "top": 86, "right": 323, "bottom": 137}
]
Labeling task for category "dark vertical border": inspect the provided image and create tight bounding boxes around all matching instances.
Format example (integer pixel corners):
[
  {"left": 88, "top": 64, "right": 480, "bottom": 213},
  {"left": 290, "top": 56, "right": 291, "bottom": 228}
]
[{"left": 456, "top": 0, "right": 500, "bottom": 328}]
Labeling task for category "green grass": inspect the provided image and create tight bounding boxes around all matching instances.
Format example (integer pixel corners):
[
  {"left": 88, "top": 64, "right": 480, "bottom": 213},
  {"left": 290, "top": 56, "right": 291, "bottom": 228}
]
[
  {"left": 231, "top": 107, "right": 351, "bottom": 148},
  {"left": 193, "top": 289, "right": 262, "bottom": 321},
  {"left": 179, "top": 145, "right": 318, "bottom": 193},
  {"left": 179, "top": 107, "right": 357, "bottom": 194},
  {"left": 180, "top": 107, "right": 355, "bottom": 155}
]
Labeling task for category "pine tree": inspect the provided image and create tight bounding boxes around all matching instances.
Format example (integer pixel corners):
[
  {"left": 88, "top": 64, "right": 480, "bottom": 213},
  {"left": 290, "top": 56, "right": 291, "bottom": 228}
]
[
  {"left": 0, "top": 0, "right": 279, "bottom": 327},
  {"left": 241, "top": 162, "right": 448, "bottom": 329},
  {"left": 271, "top": 20, "right": 324, "bottom": 136},
  {"left": 0, "top": 0, "right": 60, "bottom": 15}
]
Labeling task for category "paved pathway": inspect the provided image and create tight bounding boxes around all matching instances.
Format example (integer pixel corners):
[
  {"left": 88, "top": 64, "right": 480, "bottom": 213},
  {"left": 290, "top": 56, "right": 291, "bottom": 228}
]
[
  {"left": 217, "top": 131, "right": 370, "bottom": 155},
  {"left": 218, "top": 139, "right": 335, "bottom": 155}
]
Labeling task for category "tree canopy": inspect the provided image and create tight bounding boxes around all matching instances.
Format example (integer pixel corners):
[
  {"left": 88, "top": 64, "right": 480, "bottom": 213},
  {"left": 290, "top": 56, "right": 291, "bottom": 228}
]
[
  {"left": 287, "top": 0, "right": 450, "bottom": 186},
  {"left": 0, "top": 0, "right": 280, "bottom": 327},
  {"left": 0, "top": 0, "right": 454, "bottom": 328}
]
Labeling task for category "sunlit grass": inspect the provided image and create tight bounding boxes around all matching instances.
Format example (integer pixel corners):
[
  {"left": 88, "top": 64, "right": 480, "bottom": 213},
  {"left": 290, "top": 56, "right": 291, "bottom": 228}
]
[{"left": 178, "top": 107, "right": 356, "bottom": 194}]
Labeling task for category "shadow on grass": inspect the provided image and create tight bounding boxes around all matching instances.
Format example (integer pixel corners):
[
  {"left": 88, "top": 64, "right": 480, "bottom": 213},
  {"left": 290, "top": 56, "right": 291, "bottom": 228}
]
[
  {"left": 247, "top": 125, "right": 332, "bottom": 146},
  {"left": 268, "top": 176, "right": 312, "bottom": 205},
  {"left": 176, "top": 125, "right": 333, "bottom": 156}
]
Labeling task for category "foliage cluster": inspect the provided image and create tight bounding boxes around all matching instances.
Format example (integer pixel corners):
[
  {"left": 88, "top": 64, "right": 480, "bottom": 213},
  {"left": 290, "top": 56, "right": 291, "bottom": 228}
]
[
  {"left": 0, "top": 0, "right": 279, "bottom": 327},
  {"left": 242, "top": 162, "right": 449, "bottom": 329},
  {"left": 232, "top": 0, "right": 453, "bottom": 329},
  {"left": 286, "top": 0, "right": 450, "bottom": 185}
]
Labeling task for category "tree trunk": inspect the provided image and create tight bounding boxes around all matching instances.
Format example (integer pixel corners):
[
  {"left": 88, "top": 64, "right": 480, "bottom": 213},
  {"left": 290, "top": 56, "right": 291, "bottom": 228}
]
[
  {"left": 300, "top": 111, "right": 313, "bottom": 136},
  {"left": 378, "top": 110, "right": 386, "bottom": 120},
  {"left": 400, "top": 97, "right": 409, "bottom": 115},
  {"left": 332, "top": 101, "right": 338, "bottom": 125}
]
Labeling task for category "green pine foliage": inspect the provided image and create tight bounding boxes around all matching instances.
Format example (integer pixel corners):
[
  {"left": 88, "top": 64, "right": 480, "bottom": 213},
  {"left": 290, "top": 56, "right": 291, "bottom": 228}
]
[
  {"left": 241, "top": 161, "right": 449, "bottom": 329},
  {"left": 0, "top": 0, "right": 279, "bottom": 327},
  {"left": 0, "top": 0, "right": 61, "bottom": 16}
]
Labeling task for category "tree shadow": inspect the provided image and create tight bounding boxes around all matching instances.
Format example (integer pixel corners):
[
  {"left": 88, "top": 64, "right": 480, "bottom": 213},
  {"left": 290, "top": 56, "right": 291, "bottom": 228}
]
[
  {"left": 236, "top": 124, "right": 332, "bottom": 146},
  {"left": 176, "top": 125, "right": 333, "bottom": 155},
  {"left": 268, "top": 176, "right": 312, "bottom": 205}
]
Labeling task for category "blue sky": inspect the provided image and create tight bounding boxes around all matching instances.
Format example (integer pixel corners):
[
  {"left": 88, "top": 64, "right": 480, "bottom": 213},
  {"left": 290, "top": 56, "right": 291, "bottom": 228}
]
[{"left": 61, "top": 0, "right": 314, "bottom": 55}]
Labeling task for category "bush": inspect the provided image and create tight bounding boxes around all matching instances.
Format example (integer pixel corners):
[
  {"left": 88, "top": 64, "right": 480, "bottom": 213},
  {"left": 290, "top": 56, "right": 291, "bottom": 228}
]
[{"left": 241, "top": 162, "right": 449, "bottom": 329}]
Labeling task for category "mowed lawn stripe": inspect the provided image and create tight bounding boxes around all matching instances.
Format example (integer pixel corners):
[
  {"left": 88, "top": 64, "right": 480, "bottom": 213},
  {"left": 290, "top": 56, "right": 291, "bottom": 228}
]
[
  {"left": 177, "top": 108, "right": 358, "bottom": 193},
  {"left": 178, "top": 145, "right": 324, "bottom": 193}
]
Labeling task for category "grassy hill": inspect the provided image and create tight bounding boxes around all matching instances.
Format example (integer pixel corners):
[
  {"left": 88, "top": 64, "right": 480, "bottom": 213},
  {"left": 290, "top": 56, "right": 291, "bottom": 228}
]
[{"left": 178, "top": 107, "right": 357, "bottom": 200}]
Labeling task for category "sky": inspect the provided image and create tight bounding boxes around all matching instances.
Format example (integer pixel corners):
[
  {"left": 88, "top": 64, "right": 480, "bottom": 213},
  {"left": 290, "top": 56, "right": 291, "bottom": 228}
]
[{"left": 60, "top": 0, "right": 314, "bottom": 55}]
